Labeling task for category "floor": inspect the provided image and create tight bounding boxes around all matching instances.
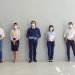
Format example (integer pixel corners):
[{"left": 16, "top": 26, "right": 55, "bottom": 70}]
[{"left": 0, "top": 61, "right": 75, "bottom": 75}]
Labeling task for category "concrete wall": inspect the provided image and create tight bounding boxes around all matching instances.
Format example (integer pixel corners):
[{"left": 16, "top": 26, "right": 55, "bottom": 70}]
[{"left": 0, "top": 0, "right": 75, "bottom": 61}]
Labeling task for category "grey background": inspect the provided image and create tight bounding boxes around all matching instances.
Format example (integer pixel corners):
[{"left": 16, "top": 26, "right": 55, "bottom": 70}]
[{"left": 0, "top": 0, "right": 75, "bottom": 61}]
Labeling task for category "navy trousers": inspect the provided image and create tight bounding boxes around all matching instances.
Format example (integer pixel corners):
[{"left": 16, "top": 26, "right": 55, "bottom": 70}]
[
  {"left": 28, "top": 39, "right": 37, "bottom": 61},
  {"left": 47, "top": 41, "right": 55, "bottom": 60},
  {"left": 66, "top": 40, "right": 75, "bottom": 60},
  {"left": 0, "top": 40, "right": 3, "bottom": 62}
]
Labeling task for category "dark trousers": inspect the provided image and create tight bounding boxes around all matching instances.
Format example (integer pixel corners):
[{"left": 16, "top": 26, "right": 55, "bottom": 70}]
[
  {"left": 29, "top": 39, "right": 37, "bottom": 61},
  {"left": 66, "top": 40, "right": 75, "bottom": 60},
  {"left": 47, "top": 41, "right": 55, "bottom": 60},
  {"left": 0, "top": 40, "right": 3, "bottom": 62}
]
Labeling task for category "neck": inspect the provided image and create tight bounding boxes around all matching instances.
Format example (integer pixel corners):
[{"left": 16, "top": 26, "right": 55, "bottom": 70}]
[
  {"left": 14, "top": 28, "right": 17, "bottom": 30},
  {"left": 32, "top": 27, "right": 36, "bottom": 29},
  {"left": 69, "top": 27, "right": 73, "bottom": 30}
]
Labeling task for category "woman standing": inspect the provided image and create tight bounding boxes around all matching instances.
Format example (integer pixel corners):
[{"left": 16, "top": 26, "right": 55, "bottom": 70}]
[
  {"left": 46, "top": 25, "right": 56, "bottom": 62},
  {"left": 10, "top": 23, "right": 20, "bottom": 63}
]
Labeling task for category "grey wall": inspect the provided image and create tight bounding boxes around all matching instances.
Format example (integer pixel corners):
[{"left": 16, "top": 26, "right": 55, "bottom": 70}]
[{"left": 0, "top": 0, "right": 75, "bottom": 61}]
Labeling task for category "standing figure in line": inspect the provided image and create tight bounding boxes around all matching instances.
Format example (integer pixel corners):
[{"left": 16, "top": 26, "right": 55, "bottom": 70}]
[
  {"left": 64, "top": 22, "right": 75, "bottom": 62},
  {"left": 0, "top": 26, "right": 5, "bottom": 63},
  {"left": 46, "top": 25, "right": 56, "bottom": 62},
  {"left": 26, "top": 20, "right": 41, "bottom": 63},
  {"left": 10, "top": 23, "right": 20, "bottom": 63}
]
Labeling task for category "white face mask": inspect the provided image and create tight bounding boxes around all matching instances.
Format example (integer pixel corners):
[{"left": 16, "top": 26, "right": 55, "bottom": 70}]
[
  {"left": 68, "top": 25, "right": 73, "bottom": 29},
  {"left": 50, "top": 27, "right": 54, "bottom": 31},
  {"left": 14, "top": 26, "right": 18, "bottom": 29},
  {"left": 31, "top": 24, "right": 36, "bottom": 28}
]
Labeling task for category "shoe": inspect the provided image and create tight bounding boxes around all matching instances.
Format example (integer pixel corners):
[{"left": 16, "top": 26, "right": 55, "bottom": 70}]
[
  {"left": 49, "top": 60, "right": 53, "bottom": 62},
  {"left": 29, "top": 60, "right": 32, "bottom": 63},
  {"left": 33, "top": 60, "right": 37, "bottom": 62},
  {"left": 68, "top": 59, "right": 70, "bottom": 62},
  {"left": 0, "top": 61, "right": 3, "bottom": 63}
]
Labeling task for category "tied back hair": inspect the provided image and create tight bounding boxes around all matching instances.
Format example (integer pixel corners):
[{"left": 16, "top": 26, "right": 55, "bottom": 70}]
[{"left": 48, "top": 25, "right": 54, "bottom": 32}]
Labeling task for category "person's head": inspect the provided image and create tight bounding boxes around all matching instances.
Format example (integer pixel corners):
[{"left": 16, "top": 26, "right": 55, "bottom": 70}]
[
  {"left": 31, "top": 20, "right": 36, "bottom": 28},
  {"left": 13, "top": 23, "right": 18, "bottom": 29},
  {"left": 68, "top": 22, "right": 73, "bottom": 29},
  {"left": 48, "top": 25, "right": 54, "bottom": 32}
]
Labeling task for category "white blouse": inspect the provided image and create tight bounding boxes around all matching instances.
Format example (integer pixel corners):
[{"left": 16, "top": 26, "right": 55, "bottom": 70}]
[
  {"left": 10, "top": 29, "right": 20, "bottom": 41},
  {"left": 46, "top": 31, "right": 56, "bottom": 41}
]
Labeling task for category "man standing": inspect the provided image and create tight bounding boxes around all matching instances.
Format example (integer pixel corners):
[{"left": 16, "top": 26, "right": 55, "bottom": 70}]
[
  {"left": 64, "top": 22, "right": 75, "bottom": 61},
  {"left": 0, "top": 27, "right": 5, "bottom": 63},
  {"left": 26, "top": 20, "right": 41, "bottom": 63}
]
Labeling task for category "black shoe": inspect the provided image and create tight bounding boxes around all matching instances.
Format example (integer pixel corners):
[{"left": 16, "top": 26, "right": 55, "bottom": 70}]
[
  {"left": 0, "top": 61, "right": 3, "bottom": 63},
  {"left": 29, "top": 60, "right": 32, "bottom": 63},
  {"left": 49, "top": 60, "right": 53, "bottom": 62},
  {"left": 33, "top": 60, "right": 37, "bottom": 62},
  {"left": 68, "top": 59, "right": 70, "bottom": 62}
]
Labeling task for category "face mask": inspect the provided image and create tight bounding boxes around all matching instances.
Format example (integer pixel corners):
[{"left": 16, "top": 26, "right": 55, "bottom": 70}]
[
  {"left": 50, "top": 27, "right": 54, "bottom": 31},
  {"left": 31, "top": 24, "right": 36, "bottom": 28},
  {"left": 68, "top": 25, "right": 73, "bottom": 29},
  {"left": 14, "top": 26, "right": 18, "bottom": 29}
]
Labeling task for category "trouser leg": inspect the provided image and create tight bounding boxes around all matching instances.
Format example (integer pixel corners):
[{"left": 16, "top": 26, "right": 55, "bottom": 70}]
[
  {"left": 50, "top": 42, "right": 55, "bottom": 60},
  {"left": 66, "top": 40, "right": 70, "bottom": 60},
  {"left": 33, "top": 40, "right": 37, "bottom": 61},
  {"left": 29, "top": 40, "right": 33, "bottom": 61},
  {"left": 47, "top": 42, "right": 51, "bottom": 60}
]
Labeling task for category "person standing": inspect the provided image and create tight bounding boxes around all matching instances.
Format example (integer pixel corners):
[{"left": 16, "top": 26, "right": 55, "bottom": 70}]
[
  {"left": 64, "top": 22, "right": 75, "bottom": 61},
  {"left": 10, "top": 23, "right": 20, "bottom": 63},
  {"left": 0, "top": 27, "right": 5, "bottom": 63},
  {"left": 26, "top": 20, "right": 41, "bottom": 63},
  {"left": 46, "top": 25, "right": 56, "bottom": 62}
]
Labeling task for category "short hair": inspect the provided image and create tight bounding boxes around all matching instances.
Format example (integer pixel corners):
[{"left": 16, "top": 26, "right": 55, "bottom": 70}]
[
  {"left": 68, "top": 22, "right": 73, "bottom": 25},
  {"left": 48, "top": 25, "right": 54, "bottom": 32},
  {"left": 31, "top": 20, "right": 36, "bottom": 25},
  {"left": 13, "top": 22, "right": 18, "bottom": 26}
]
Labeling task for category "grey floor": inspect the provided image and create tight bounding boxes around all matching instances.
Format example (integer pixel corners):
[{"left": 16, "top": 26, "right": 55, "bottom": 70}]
[{"left": 0, "top": 62, "right": 75, "bottom": 75}]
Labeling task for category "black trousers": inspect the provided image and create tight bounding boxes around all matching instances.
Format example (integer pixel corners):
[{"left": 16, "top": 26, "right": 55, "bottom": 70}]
[
  {"left": 28, "top": 39, "right": 38, "bottom": 61},
  {"left": 66, "top": 40, "right": 75, "bottom": 60},
  {"left": 47, "top": 41, "right": 55, "bottom": 60}
]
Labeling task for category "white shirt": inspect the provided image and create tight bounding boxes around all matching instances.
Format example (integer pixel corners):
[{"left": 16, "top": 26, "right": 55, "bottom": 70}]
[
  {"left": 64, "top": 28, "right": 75, "bottom": 40},
  {"left": 10, "top": 28, "right": 20, "bottom": 41},
  {"left": 46, "top": 31, "right": 56, "bottom": 41},
  {"left": 0, "top": 27, "right": 5, "bottom": 39}
]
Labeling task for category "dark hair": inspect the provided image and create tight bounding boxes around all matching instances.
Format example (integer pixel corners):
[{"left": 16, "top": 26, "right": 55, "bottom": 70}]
[
  {"left": 68, "top": 22, "right": 73, "bottom": 25},
  {"left": 13, "top": 22, "right": 18, "bottom": 26},
  {"left": 48, "top": 25, "right": 54, "bottom": 32},
  {"left": 31, "top": 20, "right": 36, "bottom": 25}
]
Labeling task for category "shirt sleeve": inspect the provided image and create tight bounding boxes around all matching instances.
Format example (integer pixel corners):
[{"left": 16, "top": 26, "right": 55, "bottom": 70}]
[
  {"left": 37, "top": 28, "right": 41, "bottom": 38},
  {"left": 46, "top": 32, "right": 48, "bottom": 40},
  {"left": 26, "top": 28, "right": 29, "bottom": 38},
  {"left": 10, "top": 30, "right": 13, "bottom": 41},
  {"left": 64, "top": 30, "right": 67, "bottom": 38},
  {"left": 16, "top": 30, "right": 20, "bottom": 41},
  {"left": 54, "top": 32, "right": 56, "bottom": 38},
  {"left": 2, "top": 29, "right": 5, "bottom": 38}
]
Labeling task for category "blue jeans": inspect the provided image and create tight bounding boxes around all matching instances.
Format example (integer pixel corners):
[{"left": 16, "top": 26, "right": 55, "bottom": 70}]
[
  {"left": 0, "top": 40, "right": 3, "bottom": 62},
  {"left": 47, "top": 41, "right": 55, "bottom": 60}
]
